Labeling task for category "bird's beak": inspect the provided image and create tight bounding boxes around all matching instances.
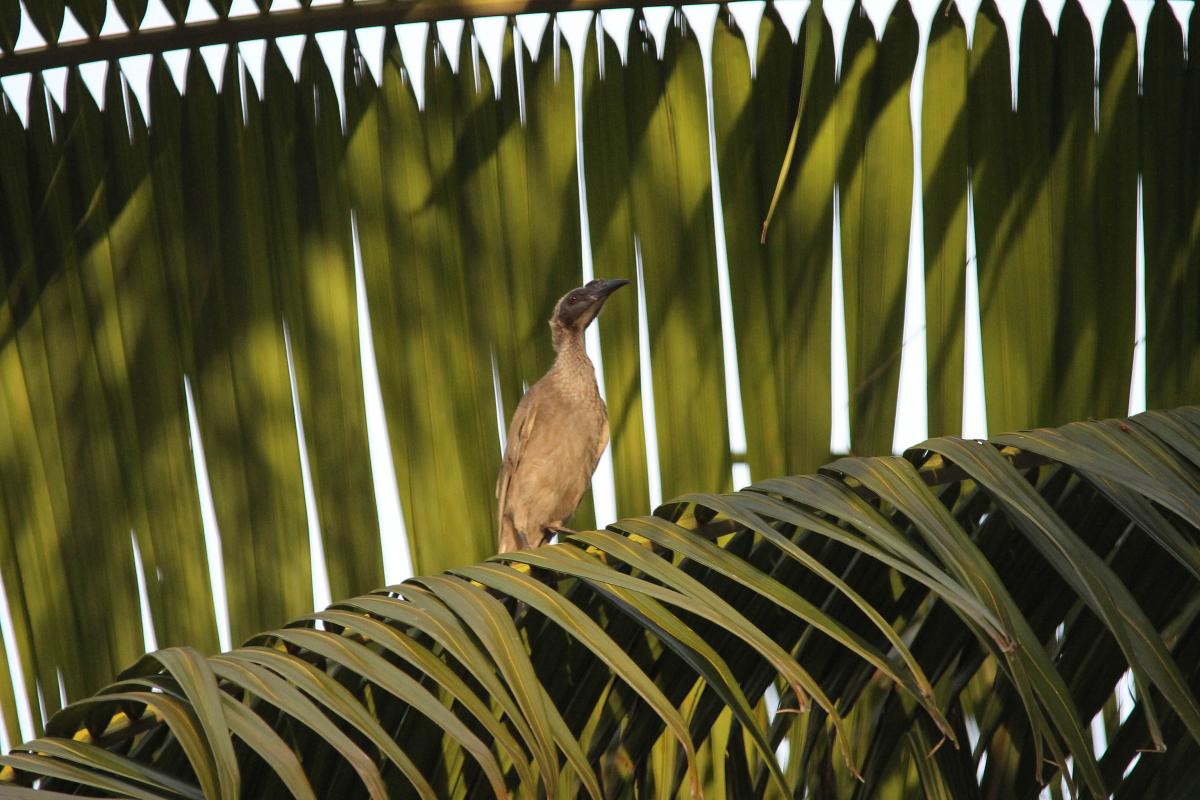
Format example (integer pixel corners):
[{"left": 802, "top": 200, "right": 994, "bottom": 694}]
[
  {"left": 562, "top": 278, "right": 630, "bottom": 331},
  {"left": 592, "top": 278, "right": 630, "bottom": 299}
]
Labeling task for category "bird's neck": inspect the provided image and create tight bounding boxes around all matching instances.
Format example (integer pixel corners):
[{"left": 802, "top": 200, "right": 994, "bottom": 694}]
[{"left": 551, "top": 328, "right": 593, "bottom": 374}]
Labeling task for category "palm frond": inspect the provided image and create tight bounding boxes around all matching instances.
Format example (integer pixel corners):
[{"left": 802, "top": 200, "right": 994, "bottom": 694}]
[{"left": 3, "top": 407, "right": 1197, "bottom": 798}]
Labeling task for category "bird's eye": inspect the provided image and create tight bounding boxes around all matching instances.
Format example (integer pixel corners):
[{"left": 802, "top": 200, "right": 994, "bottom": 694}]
[{"left": 567, "top": 295, "right": 578, "bottom": 305}]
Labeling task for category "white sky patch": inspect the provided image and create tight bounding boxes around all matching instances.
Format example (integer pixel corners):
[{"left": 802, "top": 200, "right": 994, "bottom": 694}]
[
  {"left": 238, "top": 54, "right": 249, "bottom": 126},
  {"left": 643, "top": 6, "right": 674, "bottom": 60},
  {"left": 239, "top": 39, "right": 268, "bottom": 101},
  {"left": 351, "top": 212, "right": 414, "bottom": 587},
  {"left": 996, "top": 0, "right": 1023, "bottom": 109},
  {"left": 862, "top": 0, "right": 900, "bottom": 41},
  {"left": 356, "top": 26, "right": 387, "bottom": 88},
  {"left": 130, "top": 530, "right": 158, "bottom": 653},
  {"left": 594, "top": 13, "right": 607, "bottom": 79},
  {"left": 962, "top": 182, "right": 988, "bottom": 438},
  {"left": 491, "top": 348, "right": 508, "bottom": 452},
  {"left": 276, "top": 35, "right": 305, "bottom": 84},
  {"left": 635, "top": 238, "right": 664, "bottom": 511},
  {"left": 560, "top": 9, "right": 619, "bottom": 528},
  {"left": 727, "top": 1, "right": 766, "bottom": 79},
  {"left": 1078, "top": 0, "right": 1107, "bottom": 126},
  {"left": 58, "top": 7, "right": 89, "bottom": 45},
  {"left": 437, "top": 19, "right": 465, "bottom": 74},
  {"left": 553, "top": 16, "right": 562, "bottom": 81},
  {"left": 14, "top": 1, "right": 46, "bottom": 52},
  {"left": 120, "top": 54, "right": 153, "bottom": 125},
  {"left": 184, "top": 376, "right": 232, "bottom": 652},
  {"left": 824, "top": 0, "right": 855, "bottom": 80},
  {"left": 964, "top": 714, "right": 988, "bottom": 783},
  {"left": 120, "top": 71, "right": 135, "bottom": 139},
  {"left": 601, "top": 8, "right": 635, "bottom": 65},
  {"left": 515, "top": 27, "right": 529, "bottom": 123},
  {"left": 283, "top": 322, "right": 332, "bottom": 613},
  {"left": 199, "top": 44, "right": 229, "bottom": 93},
  {"left": 43, "top": 83, "right": 57, "bottom": 141},
  {"left": 773, "top": 0, "right": 809, "bottom": 43},
  {"left": 142, "top": 0, "right": 173, "bottom": 29},
  {"left": 100, "top": 0, "right": 130, "bottom": 37},
  {"left": 1168, "top": 1, "right": 1193, "bottom": 60},
  {"left": 1129, "top": 174, "right": 1146, "bottom": 415},
  {"left": 732, "top": 462, "right": 752, "bottom": 489},
  {"left": 471, "top": 30, "right": 482, "bottom": 95},
  {"left": 516, "top": 13, "right": 551, "bottom": 61},
  {"left": 44, "top": 66, "right": 68, "bottom": 112},
  {"left": 397, "top": 23, "right": 430, "bottom": 111},
  {"left": 229, "top": 0, "right": 258, "bottom": 18},
  {"left": 1116, "top": 668, "right": 1135, "bottom": 723},
  {"left": 1126, "top": 0, "right": 1152, "bottom": 90},
  {"left": 0, "top": 560, "right": 36, "bottom": 744},
  {"left": 163, "top": 49, "right": 190, "bottom": 95},
  {"left": 763, "top": 679, "right": 780, "bottom": 711},
  {"left": 682, "top": 4, "right": 752, "bottom": 485},
  {"left": 271, "top": 0, "right": 302, "bottom": 10},
  {"left": 35, "top": 680, "right": 47, "bottom": 728},
  {"left": 893, "top": 0, "right": 936, "bottom": 455},
  {"left": 186, "top": 0, "right": 219, "bottom": 25},
  {"left": 475, "top": 16, "right": 507, "bottom": 99},
  {"left": 1039, "top": 0, "right": 1069, "bottom": 35},
  {"left": 956, "top": 0, "right": 983, "bottom": 48},
  {"left": 763, "top": 682, "right": 792, "bottom": 769},
  {"left": 965, "top": 712, "right": 980, "bottom": 751},
  {"left": 1090, "top": 708, "right": 1109, "bottom": 758},
  {"left": 80, "top": 60, "right": 109, "bottom": 110},
  {"left": 315, "top": 30, "right": 347, "bottom": 131},
  {"left": 1, "top": 73, "right": 32, "bottom": 128},
  {"left": 831, "top": 188, "right": 852, "bottom": 453}
]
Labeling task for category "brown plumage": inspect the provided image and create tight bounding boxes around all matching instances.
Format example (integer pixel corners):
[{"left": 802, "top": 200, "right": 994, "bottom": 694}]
[{"left": 497, "top": 278, "right": 630, "bottom": 552}]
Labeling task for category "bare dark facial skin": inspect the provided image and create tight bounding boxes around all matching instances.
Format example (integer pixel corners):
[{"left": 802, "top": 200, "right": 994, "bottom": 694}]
[
  {"left": 553, "top": 279, "right": 630, "bottom": 330},
  {"left": 555, "top": 290, "right": 591, "bottom": 329}
]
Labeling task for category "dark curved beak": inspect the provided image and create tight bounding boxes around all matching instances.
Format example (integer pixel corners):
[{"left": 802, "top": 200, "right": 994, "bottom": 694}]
[{"left": 592, "top": 278, "right": 630, "bottom": 299}]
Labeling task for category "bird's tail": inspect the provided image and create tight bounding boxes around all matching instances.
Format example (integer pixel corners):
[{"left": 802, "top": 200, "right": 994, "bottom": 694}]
[{"left": 498, "top": 515, "right": 528, "bottom": 553}]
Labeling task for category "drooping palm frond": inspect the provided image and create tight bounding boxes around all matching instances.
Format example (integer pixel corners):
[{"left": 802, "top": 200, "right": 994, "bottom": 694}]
[{"left": 2, "top": 407, "right": 1196, "bottom": 798}]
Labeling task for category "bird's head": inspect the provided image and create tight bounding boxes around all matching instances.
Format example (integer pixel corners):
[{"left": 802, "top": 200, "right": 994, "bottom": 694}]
[{"left": 550, "top": 278, "right": 630, "bottom": 344}]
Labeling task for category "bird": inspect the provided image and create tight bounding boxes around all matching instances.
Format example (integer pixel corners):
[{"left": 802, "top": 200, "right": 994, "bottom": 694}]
[{"left": 496, "top": 278, "right": 630, "bottom": 553}]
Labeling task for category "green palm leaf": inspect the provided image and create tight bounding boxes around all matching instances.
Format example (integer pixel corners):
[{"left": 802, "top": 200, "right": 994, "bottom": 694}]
[{"left": 3, "top": 409, "right": 1196, "bottom": 797}]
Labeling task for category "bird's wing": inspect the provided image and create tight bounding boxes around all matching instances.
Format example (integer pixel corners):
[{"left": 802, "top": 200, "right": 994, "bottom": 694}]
[
  {"left": 590, "top": 417, "right": 609, "bottom": 472},
  {"left": 593, "top": 411, "right": 609, "bottom": 465},
  {"left": 496, "top": 395, "right": 538, "bottom": 522}
]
